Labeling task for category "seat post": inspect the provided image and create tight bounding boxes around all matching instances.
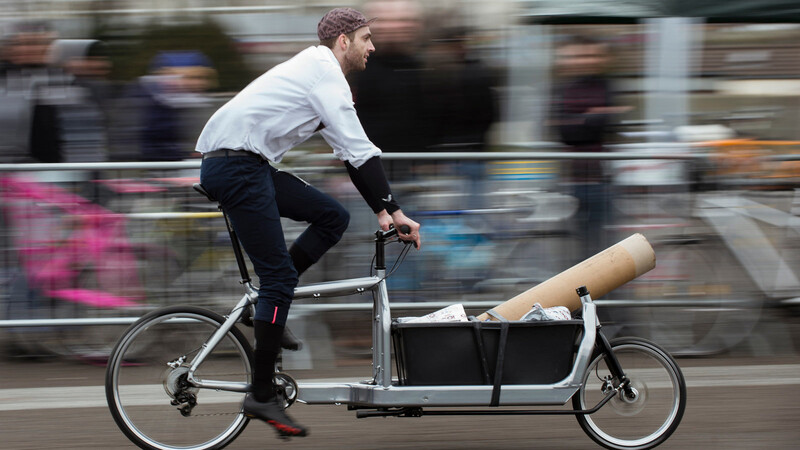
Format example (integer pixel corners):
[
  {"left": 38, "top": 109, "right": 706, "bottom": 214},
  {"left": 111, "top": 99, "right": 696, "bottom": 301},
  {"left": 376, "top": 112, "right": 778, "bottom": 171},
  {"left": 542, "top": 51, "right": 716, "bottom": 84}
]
[
  {"left": 220, "top": 207, "right": 252, "bottom": 285},
  {"left": 193, "top": 183, "right": 251, "bottom": 284}
]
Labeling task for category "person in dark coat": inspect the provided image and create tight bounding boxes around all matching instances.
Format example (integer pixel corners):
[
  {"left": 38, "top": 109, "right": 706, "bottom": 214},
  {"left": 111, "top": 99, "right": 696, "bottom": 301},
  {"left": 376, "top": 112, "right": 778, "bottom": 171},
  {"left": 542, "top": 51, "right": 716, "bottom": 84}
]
[
  {"left": 349, "top": 0, "right": 430, "bottom": 180},
  {"left": 423, "top": 25, "right": 497, "bottom": 208},
  {"left": 138, "top": 50, "right": 217, "bottom": 161},
  {"left": 550, "top": 35, "right": 630, "bottom": 257}
]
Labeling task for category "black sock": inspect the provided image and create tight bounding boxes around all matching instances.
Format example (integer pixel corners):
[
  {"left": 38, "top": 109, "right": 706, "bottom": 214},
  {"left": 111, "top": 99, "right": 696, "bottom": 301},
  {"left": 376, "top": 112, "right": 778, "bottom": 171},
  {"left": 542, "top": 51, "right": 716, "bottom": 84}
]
[
  {"left": 252, "top": 320, "right": 284, "bottom": 402},
  {"left": 289, "top": 244, "right": 315, "bottom": 277}
]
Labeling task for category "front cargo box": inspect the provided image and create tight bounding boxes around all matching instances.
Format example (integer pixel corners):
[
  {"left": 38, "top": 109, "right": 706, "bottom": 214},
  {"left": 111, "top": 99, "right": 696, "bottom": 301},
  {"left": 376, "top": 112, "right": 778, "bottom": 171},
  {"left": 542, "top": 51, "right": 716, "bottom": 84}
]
[{"left": 392, "top": 320, "right": 584, "bottom": 386}]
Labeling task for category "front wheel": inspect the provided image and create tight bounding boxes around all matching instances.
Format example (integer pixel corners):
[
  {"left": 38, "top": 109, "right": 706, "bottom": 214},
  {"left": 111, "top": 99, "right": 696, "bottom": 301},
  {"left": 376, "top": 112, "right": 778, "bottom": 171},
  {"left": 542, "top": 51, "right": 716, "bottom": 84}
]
[
  {"left": 105, "top": 306, "right": 253, "bottom": 450},
  {"left": 573, "top": 337, "right": 686, "bottom": 450}
]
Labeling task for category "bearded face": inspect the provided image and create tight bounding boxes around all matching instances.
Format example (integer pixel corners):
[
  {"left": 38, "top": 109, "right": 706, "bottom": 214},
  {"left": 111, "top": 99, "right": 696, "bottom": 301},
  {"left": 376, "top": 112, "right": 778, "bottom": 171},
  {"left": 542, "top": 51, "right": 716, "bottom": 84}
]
[{"left": 342, "top": 27, "right": 375, "bottom": 74}]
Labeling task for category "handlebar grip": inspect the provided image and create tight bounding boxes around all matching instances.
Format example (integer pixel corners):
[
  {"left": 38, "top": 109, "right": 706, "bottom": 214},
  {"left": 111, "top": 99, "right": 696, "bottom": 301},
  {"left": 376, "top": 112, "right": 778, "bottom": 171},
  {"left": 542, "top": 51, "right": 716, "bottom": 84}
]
[
  {"left": 397, "top": 224, "right": 418, "bottom": 249},
  {"left": 378, "top": 225, "right": 415, "bottom": 247}
]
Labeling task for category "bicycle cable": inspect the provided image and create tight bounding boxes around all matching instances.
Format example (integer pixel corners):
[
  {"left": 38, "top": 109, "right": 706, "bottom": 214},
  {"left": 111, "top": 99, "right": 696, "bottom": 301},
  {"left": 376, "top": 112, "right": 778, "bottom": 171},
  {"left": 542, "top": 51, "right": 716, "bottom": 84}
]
[
  {"left": 285, "top": 238, "right": 411, "bottom": 301},
  {"left": 385, "top": 242, "right": 412, "bottom": 278},
  {"left": 370, "top": 238, "right": 412, "bottom": 279}
]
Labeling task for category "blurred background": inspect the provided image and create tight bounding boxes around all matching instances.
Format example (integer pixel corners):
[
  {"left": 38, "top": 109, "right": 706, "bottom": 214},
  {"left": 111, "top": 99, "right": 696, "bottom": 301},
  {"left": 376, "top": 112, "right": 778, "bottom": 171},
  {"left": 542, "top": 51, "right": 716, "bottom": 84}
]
[
  {"left": 1, "top": 0, "right": 800, "bottom": 424},
  {"left": 3, "top": 1, "right": 800, "bottom": 448}
]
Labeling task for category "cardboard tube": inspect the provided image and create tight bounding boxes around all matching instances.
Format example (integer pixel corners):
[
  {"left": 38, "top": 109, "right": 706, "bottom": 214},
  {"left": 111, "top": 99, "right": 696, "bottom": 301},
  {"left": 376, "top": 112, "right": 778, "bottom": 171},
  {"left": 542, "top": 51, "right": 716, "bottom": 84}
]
[{"left": 477, "top": 233, "right": 655, "bottom": 321}]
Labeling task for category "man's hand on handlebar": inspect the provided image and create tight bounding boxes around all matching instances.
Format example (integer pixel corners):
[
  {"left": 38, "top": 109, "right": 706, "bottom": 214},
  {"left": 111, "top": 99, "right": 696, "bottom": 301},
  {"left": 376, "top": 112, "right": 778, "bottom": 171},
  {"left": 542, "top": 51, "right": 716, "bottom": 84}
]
[{"left": 377, "top": 209, "right": 421, "bottom": 249}]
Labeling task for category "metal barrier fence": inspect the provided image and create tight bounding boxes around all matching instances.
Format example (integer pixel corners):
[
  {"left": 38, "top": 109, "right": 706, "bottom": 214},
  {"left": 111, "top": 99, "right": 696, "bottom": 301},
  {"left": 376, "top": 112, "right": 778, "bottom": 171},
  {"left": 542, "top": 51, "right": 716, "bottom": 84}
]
[{"left": 1, "top": 147, "right": 798, "bottom": 358}]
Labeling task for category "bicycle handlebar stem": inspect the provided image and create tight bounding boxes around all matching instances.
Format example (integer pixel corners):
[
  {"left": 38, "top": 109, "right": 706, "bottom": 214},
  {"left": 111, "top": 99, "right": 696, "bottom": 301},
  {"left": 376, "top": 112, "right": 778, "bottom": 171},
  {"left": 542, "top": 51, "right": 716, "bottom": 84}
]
[
  {"left": 374, "top": 225, "right": 411, "bottom": 271},
  {"left": 374, "top": 230, "right": 389, "bottom": 271}
]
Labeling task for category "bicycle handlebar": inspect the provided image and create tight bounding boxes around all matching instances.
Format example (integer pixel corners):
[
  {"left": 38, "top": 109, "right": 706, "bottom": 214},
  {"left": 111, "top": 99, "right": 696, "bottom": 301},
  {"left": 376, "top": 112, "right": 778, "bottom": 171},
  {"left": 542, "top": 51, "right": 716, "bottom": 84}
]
[
  {"left": 374, "top": 225, "right": 412, "bottom": 270},
  {"left": 377, "top": 224, "right": 411, "bottom": 240}
]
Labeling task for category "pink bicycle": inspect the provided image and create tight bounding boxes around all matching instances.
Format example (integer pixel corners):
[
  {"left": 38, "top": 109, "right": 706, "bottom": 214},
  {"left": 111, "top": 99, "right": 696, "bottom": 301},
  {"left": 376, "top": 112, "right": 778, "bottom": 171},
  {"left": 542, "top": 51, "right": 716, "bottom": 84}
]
[{"left": 0, "top": 174, "right": 179, "bottom": 359}]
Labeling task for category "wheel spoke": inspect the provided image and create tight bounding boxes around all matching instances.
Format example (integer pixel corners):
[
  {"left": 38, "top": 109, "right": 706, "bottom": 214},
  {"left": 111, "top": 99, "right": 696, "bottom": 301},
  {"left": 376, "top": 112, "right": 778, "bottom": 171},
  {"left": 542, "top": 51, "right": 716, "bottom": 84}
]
[
  {"left": 575, "top": 338, "right": 686, "bottom": 449},
  {"left": 106, "top": 307, "right": 253, "bottom": 450}
]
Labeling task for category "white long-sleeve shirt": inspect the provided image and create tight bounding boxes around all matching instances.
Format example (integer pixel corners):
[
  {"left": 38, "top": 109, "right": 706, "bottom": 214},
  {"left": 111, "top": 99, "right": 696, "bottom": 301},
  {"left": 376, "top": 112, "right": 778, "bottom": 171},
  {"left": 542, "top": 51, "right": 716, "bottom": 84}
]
[{"left": 195, "top": 45, "right": 381, "bottom": 168}]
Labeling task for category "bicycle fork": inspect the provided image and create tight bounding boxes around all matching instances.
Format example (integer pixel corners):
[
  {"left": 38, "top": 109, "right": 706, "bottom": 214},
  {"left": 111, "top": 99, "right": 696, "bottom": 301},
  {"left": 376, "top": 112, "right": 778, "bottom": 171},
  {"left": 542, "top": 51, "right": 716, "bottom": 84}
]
[{"left": 578, "top": 286, "right": 634, "bottom": 401}]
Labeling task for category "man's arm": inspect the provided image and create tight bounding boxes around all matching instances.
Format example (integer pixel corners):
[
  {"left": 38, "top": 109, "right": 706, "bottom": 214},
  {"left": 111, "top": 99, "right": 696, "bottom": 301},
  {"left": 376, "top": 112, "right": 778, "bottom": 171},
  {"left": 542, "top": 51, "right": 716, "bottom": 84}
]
[
  {"left": 308, "top": 68, "right": 421, "bottom": 246},
  {"left": 344, "top": 156, "right": 398, "bottom": 214},
  {"left": 345, "top": 156, "right": 421, "bottom": 249}
]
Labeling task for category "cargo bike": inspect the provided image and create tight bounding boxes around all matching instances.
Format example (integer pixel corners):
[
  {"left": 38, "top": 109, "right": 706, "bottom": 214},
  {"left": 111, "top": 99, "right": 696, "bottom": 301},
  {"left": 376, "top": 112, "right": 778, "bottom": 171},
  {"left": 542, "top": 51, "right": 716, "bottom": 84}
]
[{"left": 105, "top": 184, "right": 686, "bottom": 450}]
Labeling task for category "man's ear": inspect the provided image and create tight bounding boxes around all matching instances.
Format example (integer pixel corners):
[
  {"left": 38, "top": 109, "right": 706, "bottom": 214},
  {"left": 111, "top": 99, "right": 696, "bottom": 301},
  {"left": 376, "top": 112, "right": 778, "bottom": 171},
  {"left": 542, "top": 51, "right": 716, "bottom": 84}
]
[{"left": 337, "top": 34, "right": 349, "bottom": 51}]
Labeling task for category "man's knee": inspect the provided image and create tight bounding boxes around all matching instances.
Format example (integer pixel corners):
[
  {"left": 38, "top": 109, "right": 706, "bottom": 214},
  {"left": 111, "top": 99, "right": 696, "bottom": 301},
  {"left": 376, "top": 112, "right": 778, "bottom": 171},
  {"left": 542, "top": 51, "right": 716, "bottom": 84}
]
[
  {"left": 332, "top": 205, "right": 350, "bottom": 234},
  {"left": 320, "top": 203, "right": 349, "bottom": 239}
]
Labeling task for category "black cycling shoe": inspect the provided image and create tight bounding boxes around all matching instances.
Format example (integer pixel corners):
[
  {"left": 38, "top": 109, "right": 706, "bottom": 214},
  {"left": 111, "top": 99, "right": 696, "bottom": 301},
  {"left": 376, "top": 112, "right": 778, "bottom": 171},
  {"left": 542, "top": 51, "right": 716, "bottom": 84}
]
[
  {"left": 280, "top": 326, "right": 303, "bottom": 351},
  {"left": 243, "top": 394, "right": 308, "bottom": 437},
  {"left": 239, "top": 307, "right": 303, "bottom": 352}
]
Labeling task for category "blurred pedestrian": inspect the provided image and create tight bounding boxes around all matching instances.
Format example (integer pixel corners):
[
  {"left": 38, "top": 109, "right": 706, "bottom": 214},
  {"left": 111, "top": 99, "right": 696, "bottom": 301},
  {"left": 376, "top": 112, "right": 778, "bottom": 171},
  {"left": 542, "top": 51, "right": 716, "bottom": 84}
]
[
  {"left": 0, "top": 21, "right": 58, "bottom": 163},
  {"left": 349, "top": 0, "right": 429, "bottom": 180},
  {"left": 550, "top": 35, "right": 630, "bottom": 258},
  {"left": 0, "top": 20, "right": 55, "bottom": 77},
  {"left": 46, "top": 39, "right": 113, "bottom": 162},
  {"left": 195, "top": 7, "right": 421, "bottom": 437},
  {"left": 423, "top": 25, "right": 497, "bottom": 208},
  {"left": 138, "top": 50, "right": 217, "bottom": 161},
  {"left": 424, "top": 26, "right": 496, "bottom": 153}
]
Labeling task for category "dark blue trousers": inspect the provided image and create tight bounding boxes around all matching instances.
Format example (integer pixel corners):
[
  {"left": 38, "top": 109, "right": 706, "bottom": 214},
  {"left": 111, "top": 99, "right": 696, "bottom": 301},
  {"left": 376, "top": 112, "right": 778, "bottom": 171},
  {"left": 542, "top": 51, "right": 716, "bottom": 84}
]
[
  {"left": 572, "top": 182, "right": 612, "bottom": 259},
  {"left": 200, "top": 154, "right": 349, "bottom": 326}
]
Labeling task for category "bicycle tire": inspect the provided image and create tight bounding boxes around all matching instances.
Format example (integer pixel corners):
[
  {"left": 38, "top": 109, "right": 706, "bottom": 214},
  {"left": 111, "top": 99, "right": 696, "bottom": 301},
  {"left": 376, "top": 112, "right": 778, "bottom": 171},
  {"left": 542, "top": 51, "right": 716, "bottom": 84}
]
[
  {"left": 105, "top": 305, "right": 253, "bottom": 450},
  {"left": 573, "top": 337, "right": 686, "bottom": 450}
]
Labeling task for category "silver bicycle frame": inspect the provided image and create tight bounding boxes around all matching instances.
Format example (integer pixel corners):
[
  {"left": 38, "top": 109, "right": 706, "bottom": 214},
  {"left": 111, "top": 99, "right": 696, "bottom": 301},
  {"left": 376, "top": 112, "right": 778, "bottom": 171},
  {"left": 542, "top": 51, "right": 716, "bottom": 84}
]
[
  {"left": 185, "top": 282, "right": 258, "bottom": 392},
  {"left": 186, "top": 269, "right": 600, "bottom": 407}
]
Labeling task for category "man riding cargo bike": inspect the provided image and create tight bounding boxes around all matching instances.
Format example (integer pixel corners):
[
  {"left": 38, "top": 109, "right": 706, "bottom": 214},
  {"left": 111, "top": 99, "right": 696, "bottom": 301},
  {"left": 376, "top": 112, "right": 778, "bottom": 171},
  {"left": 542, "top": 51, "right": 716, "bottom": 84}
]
[
  {"left": 105, "top": 7, "right": 685, "bottom": 450},
  {"left": 193, "top": 7, "right": 420, "bottom": 437}
]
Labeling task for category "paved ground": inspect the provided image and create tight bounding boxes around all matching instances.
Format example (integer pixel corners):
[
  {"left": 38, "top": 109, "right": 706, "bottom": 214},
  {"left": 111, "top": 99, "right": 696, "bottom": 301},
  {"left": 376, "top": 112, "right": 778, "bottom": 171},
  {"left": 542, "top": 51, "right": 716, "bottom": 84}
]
[
  {"left": 2, "top": 351, "right": 800, "bottom": 449},
  {"left": 3, "top": 308, "right": 800, "bottom": 449}
]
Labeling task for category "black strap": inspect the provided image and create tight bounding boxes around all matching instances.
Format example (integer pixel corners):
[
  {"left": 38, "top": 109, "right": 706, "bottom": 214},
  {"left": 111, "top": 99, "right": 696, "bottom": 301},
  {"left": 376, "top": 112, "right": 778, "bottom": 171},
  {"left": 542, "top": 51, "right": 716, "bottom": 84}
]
[
  {"left": 487, "top": 310, "right": 509, "bottom": 407},
  {"left": 470, "top": 319, "right": 492, "bottom": 385}
]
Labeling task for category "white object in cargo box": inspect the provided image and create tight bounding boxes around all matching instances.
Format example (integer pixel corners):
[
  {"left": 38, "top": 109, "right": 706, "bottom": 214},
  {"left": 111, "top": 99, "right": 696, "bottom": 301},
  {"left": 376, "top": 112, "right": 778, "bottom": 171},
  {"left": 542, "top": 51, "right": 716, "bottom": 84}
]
[{"left": 406, "top": 304, "right": 469, "bottom": 323}]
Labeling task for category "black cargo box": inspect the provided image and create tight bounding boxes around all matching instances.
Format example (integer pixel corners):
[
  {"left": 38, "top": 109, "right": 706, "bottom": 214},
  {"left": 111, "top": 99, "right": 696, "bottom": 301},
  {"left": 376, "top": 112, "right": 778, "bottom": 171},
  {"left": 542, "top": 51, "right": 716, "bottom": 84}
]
[{"left": 392, "top": 320, "right": 584, "bottom": 386}]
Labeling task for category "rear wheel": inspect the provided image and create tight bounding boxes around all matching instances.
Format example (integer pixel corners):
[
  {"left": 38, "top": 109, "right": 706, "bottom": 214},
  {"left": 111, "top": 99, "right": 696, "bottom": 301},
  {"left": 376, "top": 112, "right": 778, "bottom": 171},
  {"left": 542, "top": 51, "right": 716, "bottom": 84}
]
[
  {"left": 574, "top": 337, "right": 686, "bottom": 450},
  {"left": 105, "top": 306, "right": 253, "bottom": 450}
]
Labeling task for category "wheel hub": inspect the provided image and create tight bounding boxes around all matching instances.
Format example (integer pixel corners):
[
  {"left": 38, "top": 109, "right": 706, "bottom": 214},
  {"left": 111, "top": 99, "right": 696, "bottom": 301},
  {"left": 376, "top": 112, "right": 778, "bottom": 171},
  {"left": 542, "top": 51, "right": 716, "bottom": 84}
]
[
  {"left": 163, "top": 366, "right": 194, "bottom": 397},
  {"left": 609, "top": 378, "right": 648, "bottom": 416},
  {"left": 162, "top": 365, "right": 199, "bottom": 415}
]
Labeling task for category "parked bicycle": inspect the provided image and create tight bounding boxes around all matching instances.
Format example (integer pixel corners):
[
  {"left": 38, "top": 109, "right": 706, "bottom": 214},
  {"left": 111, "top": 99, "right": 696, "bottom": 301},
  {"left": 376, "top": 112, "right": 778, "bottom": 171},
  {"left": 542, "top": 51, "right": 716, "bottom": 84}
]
[
  {"left": 105, "top": 183, "right": 686, "bottom": 450},
  {"left": 0, "top": 175, "right": 181, "bottom": 359}
]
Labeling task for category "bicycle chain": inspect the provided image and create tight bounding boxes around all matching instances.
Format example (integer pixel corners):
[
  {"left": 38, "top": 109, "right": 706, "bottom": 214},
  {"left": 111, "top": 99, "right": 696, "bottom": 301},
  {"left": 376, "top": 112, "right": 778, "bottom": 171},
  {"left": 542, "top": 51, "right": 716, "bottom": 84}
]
[{"left": 178, "top": 411, "right": 242, "bottom": 417}]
